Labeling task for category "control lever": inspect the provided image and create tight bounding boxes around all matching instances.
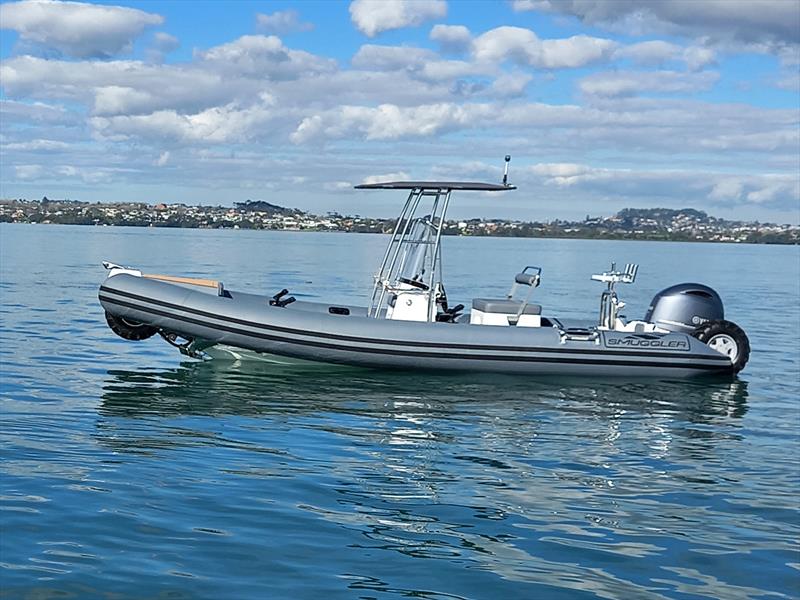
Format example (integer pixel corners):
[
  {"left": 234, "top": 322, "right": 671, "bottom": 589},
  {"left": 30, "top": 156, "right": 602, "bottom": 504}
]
[
  {"left": 446, "top": 303, "right": 464, "bottom": 316},
  {"left": 436, "top": 303, "right": 465, "bottom": 323},
  {"left": 269, "top": 288, "right": 296, "bottom": 307}
]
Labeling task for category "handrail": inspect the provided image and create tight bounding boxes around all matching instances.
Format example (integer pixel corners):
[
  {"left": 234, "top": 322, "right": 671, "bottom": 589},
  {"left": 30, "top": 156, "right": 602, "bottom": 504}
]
[
  {"left": 368, "top": 189, "right": 416, "bottom": 317},
  {"left": 426, "top": 190, "right": 451, "bottom": 321}
]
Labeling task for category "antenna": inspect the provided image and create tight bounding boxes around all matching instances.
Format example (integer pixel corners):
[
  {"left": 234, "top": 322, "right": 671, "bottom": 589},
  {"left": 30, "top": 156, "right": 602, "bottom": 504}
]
[{"left": 502, "top": 155, "right": 511, "bottom": 186}]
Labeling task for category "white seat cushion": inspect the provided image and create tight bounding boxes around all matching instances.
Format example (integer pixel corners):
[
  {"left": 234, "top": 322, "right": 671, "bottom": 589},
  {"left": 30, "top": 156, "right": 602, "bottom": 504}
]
[{"left": 472, "top": 299, "right": 541, "bottom": 315}]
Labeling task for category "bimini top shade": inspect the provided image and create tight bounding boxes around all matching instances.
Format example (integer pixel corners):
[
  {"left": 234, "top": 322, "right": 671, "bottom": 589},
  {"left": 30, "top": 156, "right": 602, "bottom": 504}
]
[{"left": 355, "top": 181, "right": 516, "bottom": 191}]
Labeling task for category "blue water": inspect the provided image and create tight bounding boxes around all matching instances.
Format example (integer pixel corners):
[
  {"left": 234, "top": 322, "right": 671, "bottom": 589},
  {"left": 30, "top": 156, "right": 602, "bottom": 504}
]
[{"left": 1, "top": 223, "right": 799, "bottom": 599}]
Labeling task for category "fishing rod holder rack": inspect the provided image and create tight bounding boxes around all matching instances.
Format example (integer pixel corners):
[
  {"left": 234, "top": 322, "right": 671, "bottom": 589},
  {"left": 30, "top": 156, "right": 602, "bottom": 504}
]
[{"left": 592, "top": 263, "right": 639, "bottom": 330}]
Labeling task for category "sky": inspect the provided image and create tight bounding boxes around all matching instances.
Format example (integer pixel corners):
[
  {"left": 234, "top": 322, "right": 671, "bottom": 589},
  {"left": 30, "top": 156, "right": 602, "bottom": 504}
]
[{"left": 1, "top": 0, "right": 799, "bottom": 223}]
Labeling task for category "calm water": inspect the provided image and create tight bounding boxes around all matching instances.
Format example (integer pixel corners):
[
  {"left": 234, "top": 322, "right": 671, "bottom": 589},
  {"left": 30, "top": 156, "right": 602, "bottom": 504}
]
[{"left": 1, "top": 223, "right": 799, "bottom": 599}]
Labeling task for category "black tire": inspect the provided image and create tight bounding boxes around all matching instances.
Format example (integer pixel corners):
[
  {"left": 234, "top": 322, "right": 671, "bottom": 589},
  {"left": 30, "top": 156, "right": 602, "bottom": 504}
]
[
  {"left": 105, "top": 311, "right": 158, "bottom": 341},
  {"left": 692, "top": 319, "right": 750, "bottom": 373}
]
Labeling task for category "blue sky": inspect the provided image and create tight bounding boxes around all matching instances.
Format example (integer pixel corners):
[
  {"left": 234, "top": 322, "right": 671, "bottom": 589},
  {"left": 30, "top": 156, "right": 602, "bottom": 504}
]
[{"left": 1, "top": 0, "right": 798, "bottom": 222}]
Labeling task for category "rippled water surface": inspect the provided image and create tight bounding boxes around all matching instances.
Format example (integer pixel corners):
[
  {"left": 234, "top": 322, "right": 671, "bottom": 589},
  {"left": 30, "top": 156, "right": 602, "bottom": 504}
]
[{"left": 1, "top": 224, "right": 799, "bottom": 599}]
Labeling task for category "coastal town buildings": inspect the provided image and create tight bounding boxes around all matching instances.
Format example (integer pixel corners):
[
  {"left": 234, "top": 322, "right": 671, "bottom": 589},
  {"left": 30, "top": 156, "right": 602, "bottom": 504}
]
[{"left": 1, "top": 198, "right": 797, "bottom": 244}]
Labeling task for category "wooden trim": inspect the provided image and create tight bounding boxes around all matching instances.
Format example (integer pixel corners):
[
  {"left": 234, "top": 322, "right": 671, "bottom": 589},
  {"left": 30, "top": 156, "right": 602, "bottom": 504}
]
[{"left": 143, "top": 273, "right": 220, "bottom": 289}]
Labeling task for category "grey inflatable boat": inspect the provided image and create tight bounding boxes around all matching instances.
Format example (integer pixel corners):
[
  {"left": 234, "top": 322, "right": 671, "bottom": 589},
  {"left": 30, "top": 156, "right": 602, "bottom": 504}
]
[{"left": 99, "top": 159, "right": 749, "bottom": 377}]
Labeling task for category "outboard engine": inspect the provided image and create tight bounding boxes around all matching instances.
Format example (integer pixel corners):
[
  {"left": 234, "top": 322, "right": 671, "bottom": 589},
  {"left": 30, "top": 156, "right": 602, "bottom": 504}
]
[{"left": 644, "top": 283, "right": 724, "bottom": 333}]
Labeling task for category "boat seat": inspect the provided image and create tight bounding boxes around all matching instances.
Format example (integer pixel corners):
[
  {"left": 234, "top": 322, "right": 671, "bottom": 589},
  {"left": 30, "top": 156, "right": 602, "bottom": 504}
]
[{"left": 472, "top": 298, "right": 541, "bottom": 315}]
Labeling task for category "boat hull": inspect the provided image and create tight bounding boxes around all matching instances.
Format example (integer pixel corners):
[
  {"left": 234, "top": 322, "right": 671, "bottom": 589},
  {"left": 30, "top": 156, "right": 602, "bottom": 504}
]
[{"left": 99, "top": 274, "right": 735, "bottom": 378}]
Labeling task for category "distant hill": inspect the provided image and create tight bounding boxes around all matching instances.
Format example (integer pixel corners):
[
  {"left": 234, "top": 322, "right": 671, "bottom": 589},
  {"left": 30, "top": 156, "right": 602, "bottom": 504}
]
[
  {"left": 616, "top": 208, "right": 710, "bottom": 222},
  {"left": 233, "top": 200, "right": 301, "bottom": 215},
  {"left": 1, "top": 198, "right": 796, "bottom": 243}
]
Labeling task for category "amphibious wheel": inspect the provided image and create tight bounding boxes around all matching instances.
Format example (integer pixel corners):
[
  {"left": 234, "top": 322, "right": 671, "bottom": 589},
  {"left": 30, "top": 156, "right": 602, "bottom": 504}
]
[
  {"left": 692, "top": 319, "right": 750, "bottom": 373},
  {"left": 105, "top": 311, "right": 158, "bottom": 341}
]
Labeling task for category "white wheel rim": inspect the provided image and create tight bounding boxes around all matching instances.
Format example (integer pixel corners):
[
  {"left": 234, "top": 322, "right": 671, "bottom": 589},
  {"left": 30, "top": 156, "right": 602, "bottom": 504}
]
[{"left": 708, "top": 333, "right": 739, "bottom": 363}]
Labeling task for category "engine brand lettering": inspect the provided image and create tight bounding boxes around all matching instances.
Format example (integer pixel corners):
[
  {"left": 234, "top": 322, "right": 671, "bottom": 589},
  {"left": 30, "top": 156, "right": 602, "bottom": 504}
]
[{"left": 607, "top": 336, "right": 689, "bottom": 350}]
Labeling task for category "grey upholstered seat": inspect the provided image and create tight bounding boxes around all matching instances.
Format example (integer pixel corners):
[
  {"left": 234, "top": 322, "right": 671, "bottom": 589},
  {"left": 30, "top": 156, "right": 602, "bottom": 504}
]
[{"left": 472, "top": 298, "right": 542, "bottom": 315}]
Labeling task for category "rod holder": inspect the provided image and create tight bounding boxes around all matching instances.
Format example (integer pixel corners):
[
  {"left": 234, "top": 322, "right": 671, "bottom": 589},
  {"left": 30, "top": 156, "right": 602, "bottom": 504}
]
[{"left": 503, "top": 155, "right": 511, "bottom": 186}]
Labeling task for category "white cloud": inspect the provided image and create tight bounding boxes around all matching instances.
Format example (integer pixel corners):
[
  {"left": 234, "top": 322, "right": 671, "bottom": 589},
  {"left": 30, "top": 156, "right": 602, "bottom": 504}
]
[
  {"left": 146, "top": 31, "right": 179, "bottom": 63},
  {"left": 472, "top": 27, "right": 535, "bottom": 63},
  {"left": 580, "top": 70, "right": 719, "bottom": 97},
  {"left": 0, "top": 0, "right": 163, "bottom": 58},
  {"left": 539, "top": 34, "right": 618, "bottom": 68},
  {"left": 681, "top": 45, "right": 716, "bottom": 71},
  {"left": 349, "top": 0, "right": 447, "bottom": 37},
  {"left": 196, "top": 35, "right": 336, "bottom": 79},
  {"left": 153, "top": 31, "right": 178, "bottom": 52},
  {"left": 430, "top": 24, "right": 472, "bottom": 53},
  {"left": 14, "top": 164, "right": 44, "bottom": 179},
  {"left": 526, "top": 162, "right": 800, "bottom": 207},
  {"left": 290, "top": 100, "right": 612, "bottom": 143},
  {"left": 530, "top": 162, "right": 593, "bottom": 181},
  {"left": 745, "top": 180, "right": 794, "bottom": 204},
  {"left": 291, "top": 103, "right": 490, "bottom": 143},
  {"left": 4, "top": 41, "right": 794, "bottom": 159},
  {"left": 1, "top": 36, "right": 336, "bottom": 117},
  {"left": 422, "top": 59, "right": 489, "bottom": 82},
  {"left": 3, "top": 139, "right": 69, "bottom": 151},
  {"left": 489, "top": 71, "right": 532, "bottom": 98},
  {"left": 777, "top": 46, "right": 800, "bottom": 67},
  {"left": 708, "top": 179, "right": 744, "bottom": 201},
  {"left": 284, "top": 96, "right": 799, "bottom": 171},
  {"left": 472, "top": 27, "right": 616, "bottom": 69},
  {"left": 155, "top": 150, "right": 170, "bottom": 166},
  {"left": 49, "top": 165, "right": 133, "bottom": 183},
  {"left": 269, "top": 68, "right": 456, "bottom": 106},
  {"left": 515, "top": 0, "right": 800, "bottom": 48},
  {"left": 289, "top": 115, "right": 324, "bottom": 143},
  {"left": 256, "top": 10, "right": 313, "bottom": 34},
  {"left": 362, "top": 171, "right": 410, "bottom": 184},
  {"left": 1, "top": 56, "right": 229, "bottom": 116},
  {"left": 775, "top": 71, "right": 800, "bottom": 92},
  {"left": 615, "top": 40, "right": 681, "bottom": 65},
  {"left": 698, "top": 130, "right": 800, "bottom": 152},
  {"left": 0, "top": 99, "right": 74, "bottom": 124},
  {"left": 511, "top": 1, "right": 549, "bottom": 11},
  {"left": 615, "top": 40, "right": 716, "bottom": 70},
  {"left": 90, "top": 99, "right": 277, "bottom": 144},
  {"left": 324, "top": 180, "right": 353, "bottom": 192},
  {"left": 93, "top": 86, "right": 158, "bottom": 115},
  {"left": 350, "top": 44, "right": 491, "bottom": 85},
  {"left": 352, "top": 44, "right": 436, "bottom": 70}
]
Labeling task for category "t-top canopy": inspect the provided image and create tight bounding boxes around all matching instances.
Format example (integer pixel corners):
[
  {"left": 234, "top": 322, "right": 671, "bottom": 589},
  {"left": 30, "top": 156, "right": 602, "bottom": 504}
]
[{"left": 355, "top": 181, "right": 516, "bottom": 191}]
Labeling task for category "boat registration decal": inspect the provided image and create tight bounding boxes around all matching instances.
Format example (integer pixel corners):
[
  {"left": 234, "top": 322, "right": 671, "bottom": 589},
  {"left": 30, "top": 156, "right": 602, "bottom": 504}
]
[{"left": 605, "top": 333, "right": 691, "bottom": 351}]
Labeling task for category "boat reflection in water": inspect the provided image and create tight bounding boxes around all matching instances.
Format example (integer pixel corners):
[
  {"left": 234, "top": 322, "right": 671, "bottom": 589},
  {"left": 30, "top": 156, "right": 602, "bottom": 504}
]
[
  {"left": 97, "top": 360, "right": 749, "bottom": 467},
  {"left": 98, "top": 359, "right": 751, "bottom": 487},
  {"left": 95, "top": 363, "right": 762, "bottom": 598},
  {"left": 99, "top": 358, "right": 749, "bottom": 424}
]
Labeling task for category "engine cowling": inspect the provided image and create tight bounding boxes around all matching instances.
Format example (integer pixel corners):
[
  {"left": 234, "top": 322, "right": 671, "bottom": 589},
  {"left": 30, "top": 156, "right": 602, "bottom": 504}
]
[{"left": 644, "top": 283, "right": 724, "bottom": 333}]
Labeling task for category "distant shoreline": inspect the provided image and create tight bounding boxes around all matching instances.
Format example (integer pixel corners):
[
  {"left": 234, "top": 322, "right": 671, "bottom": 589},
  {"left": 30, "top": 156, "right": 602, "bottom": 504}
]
[
  {"left": 2, "top": 220, "right": 797, "bottom": 245},
  {"left": 2, "top": 199, "right": 797, "bottom": 245}
]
